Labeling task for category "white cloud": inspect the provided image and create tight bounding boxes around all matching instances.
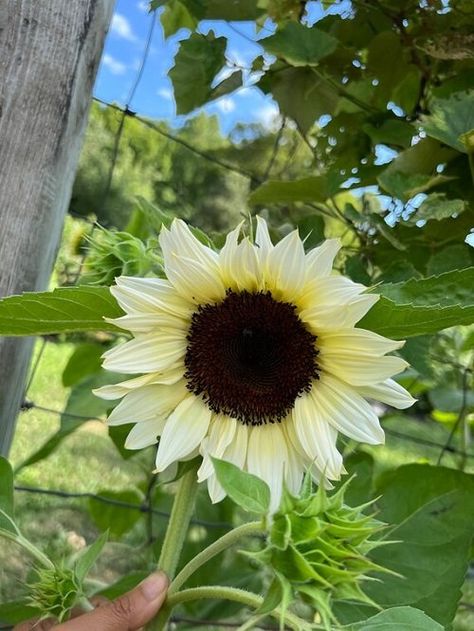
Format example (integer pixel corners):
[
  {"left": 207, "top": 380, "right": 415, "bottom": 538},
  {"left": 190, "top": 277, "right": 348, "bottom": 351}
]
[
  {"left": 102, "top": 54, "right": 127, "bottom": 75},
  {"left": 255, "top": 102, "right": 280, "bottom": 130},
  {"left": 111, "top": 13, "right": 137, "bottom": 42},
  {"left": 215, "top": 97, "right": 236, "bottom": 114},
  {"left": 137, "top": 1, "right": 149, "bottom": 11},
  {"left": 157, "top": 87, "right": 173, "bottom": 100}
]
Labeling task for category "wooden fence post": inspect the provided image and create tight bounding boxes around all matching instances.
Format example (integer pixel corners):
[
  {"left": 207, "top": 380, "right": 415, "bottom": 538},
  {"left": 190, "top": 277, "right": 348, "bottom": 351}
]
[{"left": 0, "top": 1, "right": 114, "bottom": 456}]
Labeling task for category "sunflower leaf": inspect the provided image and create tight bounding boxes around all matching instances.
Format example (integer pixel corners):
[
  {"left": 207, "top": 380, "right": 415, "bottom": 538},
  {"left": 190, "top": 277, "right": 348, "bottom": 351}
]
[
  {"left": 348, "top": 606, "right": 444, "bottom": 630},
  {"left": 75, "top": 531, "right": 108, "bottom": 582},
  {"left": 0, "top": 287, "right": 123, "bottom": 336},
  {"left": 359, "top": 267, "right": 474, "bottom": 338},
  {"left": 212, "top": 458, "right": 270, "bottom": 514}
]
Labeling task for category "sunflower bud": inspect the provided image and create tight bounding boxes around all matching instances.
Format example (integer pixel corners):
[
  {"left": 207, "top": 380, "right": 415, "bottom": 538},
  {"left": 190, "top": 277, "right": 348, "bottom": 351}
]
[
  {"left": 27, "top": 565, "right": 80, "bottom": 623},
  {"left": 253, "top": 476, "right": 391, "bottom": 629},
  {"left": 83, "top": 227, "right": 163, "bottom": 285}
]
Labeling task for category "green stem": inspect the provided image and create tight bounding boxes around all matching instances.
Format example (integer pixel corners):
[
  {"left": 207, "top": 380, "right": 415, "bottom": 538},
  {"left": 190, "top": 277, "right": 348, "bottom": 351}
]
[
  {"left": 158, "top": 466, "right": 199, "bottom": 578},
  {"left": 0, "top": 527, "right": 54, "bottom": 570},
  {"left": 167, "top": 586, "right": 313, "bottom": 630},
  {"left": 170, "top": 521, "right": 263, "bottom": 594},
  {"left": 145, "top": 464, "right": 199, "bottom": 631}
]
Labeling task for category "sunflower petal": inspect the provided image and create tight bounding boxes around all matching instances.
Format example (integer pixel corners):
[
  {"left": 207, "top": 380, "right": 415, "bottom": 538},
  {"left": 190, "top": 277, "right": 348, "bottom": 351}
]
[
  {"left": 247, "top": 424, "right": 288, "bottom": 513},
  {"left": 266, "top": 230, "right": 306, "bottom": 300},
  {"left": 198, "top": 415, "right": 237, "bottom": 482},
  {"left": 356, "top": 378, "right": 416, "bottom": 409},
  {"left": 312, "top": 375, "right": 385, "bottom": 444},
  {"left": 107, "top": 381, "right": 188, "bottom": 426},
  {"left": 125, "top": 418, "right": 166, "bottom": 449},
  {"left": 102, "top": 331, "right": 187, "bottom": 374},
  {"left": 155, "top": 395, "right": 212, "bottom": 471},
  {"left": 292, "top": 392, "right": 343, "bottom": 480}
]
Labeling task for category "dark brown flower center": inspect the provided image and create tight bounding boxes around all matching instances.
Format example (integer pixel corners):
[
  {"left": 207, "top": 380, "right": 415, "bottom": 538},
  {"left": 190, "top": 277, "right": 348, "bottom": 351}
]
[{"left": 184, "top": 290, "right": 319, "bottom": 426}]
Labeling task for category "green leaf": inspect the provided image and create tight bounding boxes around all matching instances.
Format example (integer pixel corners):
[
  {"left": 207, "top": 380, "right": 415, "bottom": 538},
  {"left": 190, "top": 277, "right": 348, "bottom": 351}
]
[
  {"left": 75, "top": 531, "right": 108, "bottom": 582},
  {"left": 16, "top": 372, "right": 116, "bottom": 471},
  {"left": 427, "top": 244, "right": 473, "bottom": 276},
  {"left": 257, "top": 577, "right": 283, "bottom": 615},
  {"left": 0, "top": 287, "right": 123, "bottom": 336},
  {"left": 250, "top": 174, "right": 344, "bottom": 205},
  {"left": 0, "top": 457, "right": 14, "bottom": 533},
  {"left": 366, "top": 465, "right": 474, "bottom": 626},
  {"left": 0, "top": 601, "right": 40, "bottom": 625},
  {"left": 88, "top": 489, "right": 144, "bottom": 538},
  {"left": 262, "top": 23, "right": 338, "bottom": 66},
  {"left": 377, "top": 171, "right": 452, "bottom": 202},
  {"left": 62, "top": 343, "right": 105, "bottom": 387},
  {"left": 398, "top": 335, "right": 434, "bottom": 379},
  {"left": 362, "top": 119, "right": 414, "bottom": 149},
  {"left": 342, "top": 452, "right": 375, "bottom": 507},
  {"left": 349, "top": 606, "right": 444, "bottom": 630},
  {"left": 428, "top": 387, "right": 474, "bottom": 413},
  {"left": 421, "top": 90, "right": 474, "bottom": 153},
  {"left": 359, "top": 267, "right": 474, "bottom": 338},
  {"left": 212, "top": 457, "right": 270, "bottom": 514},
  {"left": 210, "top": 71, "right": 243, "bottom": 100},
  {"left": 260, "top": 66, "right": 339, "bottom": 134},
  {"left": 170, "top": 32, "right": 226, "bottom": 114},
  {"left": 407, "top": 194, "right": 466, "bottom": 224},
  {"left": 392, "top": 66, "right": 422, "bottom": 115},
  {"left": 297, "top": 214, "right": 325, "bottom": 249},
  {"left": 160, "top": 0, "right": 197, "bottom": 38}
]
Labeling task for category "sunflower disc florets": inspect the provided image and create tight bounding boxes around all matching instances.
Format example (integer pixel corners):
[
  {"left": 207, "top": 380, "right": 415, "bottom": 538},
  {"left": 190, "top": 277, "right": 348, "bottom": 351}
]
[{"left": 252, "top": 476, "right": 391, "bottom": 629}]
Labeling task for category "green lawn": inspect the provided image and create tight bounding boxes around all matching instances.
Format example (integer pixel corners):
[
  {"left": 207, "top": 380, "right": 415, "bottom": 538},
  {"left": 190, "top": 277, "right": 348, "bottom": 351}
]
[{"left": 1, "top": 338, "right": 473, "bottom": 629}]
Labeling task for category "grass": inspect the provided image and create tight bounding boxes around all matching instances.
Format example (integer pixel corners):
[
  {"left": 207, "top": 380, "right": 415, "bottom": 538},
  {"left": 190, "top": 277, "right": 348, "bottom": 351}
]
[{"left": 1, "top": 338, "right": 473, "bottom": 629}]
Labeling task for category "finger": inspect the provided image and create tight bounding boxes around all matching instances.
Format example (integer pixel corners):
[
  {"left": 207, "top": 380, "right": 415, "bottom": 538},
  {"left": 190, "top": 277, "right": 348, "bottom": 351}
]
[
  {"left": 54, "top": 572, "right": 168, "bottom": 631},
  {"left": 14, "top": 618, "right": 55, "bottom": 631}
]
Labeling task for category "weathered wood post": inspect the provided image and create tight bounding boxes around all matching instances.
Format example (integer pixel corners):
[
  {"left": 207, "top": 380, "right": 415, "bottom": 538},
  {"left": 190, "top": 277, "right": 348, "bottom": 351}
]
[{"left": 0, "top": 1, "right": 114, "bottom": 455}]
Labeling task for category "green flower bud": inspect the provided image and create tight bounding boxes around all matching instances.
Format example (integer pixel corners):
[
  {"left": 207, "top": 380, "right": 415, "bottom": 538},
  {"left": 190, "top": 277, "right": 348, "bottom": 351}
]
[
  {"left": 83, "top": 227, "right": 163, "bottom": 285},
  {"left": 27, "top": 565, "right": 81, "bottom": 623},
  {"left": 254, "top": 476, "right": 392, "bottom": 630}
]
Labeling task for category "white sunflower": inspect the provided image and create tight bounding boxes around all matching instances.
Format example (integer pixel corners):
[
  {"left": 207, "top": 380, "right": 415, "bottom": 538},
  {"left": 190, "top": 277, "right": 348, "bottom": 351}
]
[{"left": 94, "top": 218, "right": 414, "bottom": 512}]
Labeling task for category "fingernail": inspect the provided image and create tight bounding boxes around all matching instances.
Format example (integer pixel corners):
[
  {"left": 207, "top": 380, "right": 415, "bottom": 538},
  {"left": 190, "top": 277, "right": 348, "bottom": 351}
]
[{"left": 140, "top": 572, "right": 168, "bottom": 601}]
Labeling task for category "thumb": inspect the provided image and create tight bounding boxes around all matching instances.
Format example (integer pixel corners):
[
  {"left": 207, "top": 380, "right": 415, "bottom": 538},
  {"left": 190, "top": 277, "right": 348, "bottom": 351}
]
[{"left": 55, "top": 572, "right": 168, "bottom": 631}]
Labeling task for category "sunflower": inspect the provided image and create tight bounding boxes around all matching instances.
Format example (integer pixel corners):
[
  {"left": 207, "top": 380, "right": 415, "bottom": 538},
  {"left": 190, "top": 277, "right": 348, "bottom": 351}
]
[{"left": 95, "top": 218, "right": 414, "bottom": 511}]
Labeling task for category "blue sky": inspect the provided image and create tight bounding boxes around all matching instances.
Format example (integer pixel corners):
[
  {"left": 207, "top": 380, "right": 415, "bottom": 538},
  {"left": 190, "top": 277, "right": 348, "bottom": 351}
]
[{"left": 93, "top": 1, "right": 338, "bottom": 134}]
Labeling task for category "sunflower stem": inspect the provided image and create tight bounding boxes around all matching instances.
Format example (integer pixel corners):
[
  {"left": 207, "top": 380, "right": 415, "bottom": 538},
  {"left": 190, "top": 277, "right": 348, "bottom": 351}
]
[
  {"left": 169, "top": 521, "right": 263, "bottom": 594},
  {"left": 145, "top": 464, "right": 199, "bottom": 631},
  {"left": 167, "top": 586, "right": 314, "bottom": 630}
]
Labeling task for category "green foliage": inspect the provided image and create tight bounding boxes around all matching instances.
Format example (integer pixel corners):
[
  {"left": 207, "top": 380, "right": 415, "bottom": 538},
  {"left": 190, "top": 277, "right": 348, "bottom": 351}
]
[
  {"left": 170, "top": 32, "right": 226, "bottom": 114},
  {"left": 250, "top": 174, "right": 344, "bottom": 204},
  {"left": 89, "top": 490, "right": 143, "bottom": 538},
  {"left": 367, "top": 465, "right": 474, "bottom": 626},
  {"left": 62, "top": 343, "right": 105, "bottom": 387},
  {"left": 359, "top": 268, "right": 474, "bottom": 338},
  {"left": 0, "top": 457, "right": 14, "bottom": 533},
  {"left": 0, "top": 287, "right": 123, "bottom": 336},
  {"left": 421, "top": 91, "right": 474, "bottom": 153},
  {"left": 262, "top": 23, "right": 338, "bottom": 66},
  {"left": 74, "top": 531, "right": 109, "bottom": 582},
  {"left": 212, "top": 458, "right": 270, "bottom": 513},
  {"left": 349, "top": 606, "right": 443, "bottom": 630}
]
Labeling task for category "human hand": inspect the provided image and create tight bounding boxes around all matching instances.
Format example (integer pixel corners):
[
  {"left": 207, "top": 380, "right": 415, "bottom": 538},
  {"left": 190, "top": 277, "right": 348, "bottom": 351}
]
[{"left": 14, "top": 572, "right": 168, "bottom": 631}]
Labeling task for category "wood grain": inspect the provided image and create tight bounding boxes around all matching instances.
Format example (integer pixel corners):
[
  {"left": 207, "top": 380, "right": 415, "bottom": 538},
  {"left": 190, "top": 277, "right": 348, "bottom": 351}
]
[{"left": 0, "top": 0, "right": 114, "bottom": 455}]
